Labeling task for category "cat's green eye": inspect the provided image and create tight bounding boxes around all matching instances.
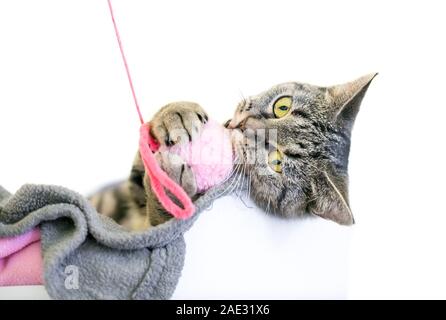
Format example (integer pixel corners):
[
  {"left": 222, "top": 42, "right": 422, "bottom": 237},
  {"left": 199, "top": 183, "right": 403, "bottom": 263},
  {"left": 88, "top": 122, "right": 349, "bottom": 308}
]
[
  {"left": 273, "top": 96, "right": 292, "bottom": 118},
  {"left": 268, "top": 150, "right": 283, "bottom": 173}
]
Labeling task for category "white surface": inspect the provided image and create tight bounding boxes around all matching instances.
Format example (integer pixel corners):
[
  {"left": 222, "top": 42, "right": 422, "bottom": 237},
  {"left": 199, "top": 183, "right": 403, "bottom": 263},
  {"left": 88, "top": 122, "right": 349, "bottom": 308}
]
[
  {"left": 0, "top": 286, "right": 50, "bottom": 300},
  {"left": 0, "top": 0, "right": 446, "bottom": 299},
  {"left": 173, "top": 196, "right": 351, "bottom": 299}
]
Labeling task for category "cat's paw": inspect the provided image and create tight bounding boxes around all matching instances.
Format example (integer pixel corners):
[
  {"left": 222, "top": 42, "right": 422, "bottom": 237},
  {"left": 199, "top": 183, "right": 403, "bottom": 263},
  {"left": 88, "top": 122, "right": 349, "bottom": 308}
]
[
  {"left": 155, "top": 151, "right": 197, "bottom": 197},
  {"left": 150, "top": 101, "right": 208, "bottom": 147}
]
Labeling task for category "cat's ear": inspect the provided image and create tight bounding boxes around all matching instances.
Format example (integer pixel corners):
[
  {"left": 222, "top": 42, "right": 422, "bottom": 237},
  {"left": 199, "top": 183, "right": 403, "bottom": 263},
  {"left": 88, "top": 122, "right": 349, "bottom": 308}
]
[
  {"left": 307, "top": 170, "right": 354, "bottom": 226},
  {"left": 326, "top": 73, "right": 378, "bottom": 130}
]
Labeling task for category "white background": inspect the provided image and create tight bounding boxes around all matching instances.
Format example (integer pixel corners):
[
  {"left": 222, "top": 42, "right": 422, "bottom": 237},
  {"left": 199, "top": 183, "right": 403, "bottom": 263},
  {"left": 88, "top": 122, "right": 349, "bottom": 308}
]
[{"left": 0, "top": 0, "right": 445, "bottom": 299}]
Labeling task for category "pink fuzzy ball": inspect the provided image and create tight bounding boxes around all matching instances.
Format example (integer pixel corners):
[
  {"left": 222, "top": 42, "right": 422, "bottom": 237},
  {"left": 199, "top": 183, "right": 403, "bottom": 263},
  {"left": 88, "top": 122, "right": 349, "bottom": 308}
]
[{"left": 158, "top": 119, "right": 234, "bottom": 192}]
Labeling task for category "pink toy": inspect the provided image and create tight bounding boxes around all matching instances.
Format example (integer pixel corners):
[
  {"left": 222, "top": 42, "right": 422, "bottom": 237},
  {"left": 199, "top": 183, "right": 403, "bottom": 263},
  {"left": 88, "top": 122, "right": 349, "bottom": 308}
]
[
  {"left": 108, "top": 0, "right": 233, "bottom": 220},
  {"left": 158, "top": 118, "right": 233, "bottom": 193},
  {"left": 140, "top": 120, "right": 233, "bottom": 220}
]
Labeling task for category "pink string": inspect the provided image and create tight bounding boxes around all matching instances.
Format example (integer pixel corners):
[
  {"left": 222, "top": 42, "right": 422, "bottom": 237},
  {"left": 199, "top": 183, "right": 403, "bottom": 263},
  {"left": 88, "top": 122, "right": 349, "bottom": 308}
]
[
  {"left": 107, "top": 0, "right": 144, "bottom": 125},
  {"left": 106, "top": 0, "right": 195, "bottom": 219},
  {"left": 140, "top": 124, "right": 195, "bottom": 219}
]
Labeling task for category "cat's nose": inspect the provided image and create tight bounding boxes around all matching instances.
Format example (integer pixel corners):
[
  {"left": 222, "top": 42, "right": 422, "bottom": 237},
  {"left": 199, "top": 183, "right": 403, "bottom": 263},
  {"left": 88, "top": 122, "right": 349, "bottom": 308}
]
[
  {"left": 224, "top": 119, "right": 231, "bottom": 128},
  {"left": 227, "top": 115, "right": 249, "bottom": 130},
  {"left": 227, "top": 119, "right": 237, "bottom": 129}
]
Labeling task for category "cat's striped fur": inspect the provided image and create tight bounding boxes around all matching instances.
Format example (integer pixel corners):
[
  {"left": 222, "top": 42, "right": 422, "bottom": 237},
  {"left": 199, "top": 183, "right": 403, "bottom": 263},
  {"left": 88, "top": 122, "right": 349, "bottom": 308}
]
[{"left": 89, "top": 75, "right": 376, "bottom": 230}]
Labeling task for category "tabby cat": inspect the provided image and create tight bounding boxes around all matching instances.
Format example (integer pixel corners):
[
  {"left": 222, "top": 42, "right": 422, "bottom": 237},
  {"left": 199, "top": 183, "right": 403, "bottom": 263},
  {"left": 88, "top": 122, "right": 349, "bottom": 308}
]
[{"left": 89, "top": 74, "right": 377, "bottom": 230}]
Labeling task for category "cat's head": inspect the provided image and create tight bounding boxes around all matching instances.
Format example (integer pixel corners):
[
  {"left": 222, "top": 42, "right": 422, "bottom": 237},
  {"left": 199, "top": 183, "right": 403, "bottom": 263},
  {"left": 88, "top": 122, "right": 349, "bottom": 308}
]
[{"left": 227, "top": 74, "right": 377, "bottom": 225}]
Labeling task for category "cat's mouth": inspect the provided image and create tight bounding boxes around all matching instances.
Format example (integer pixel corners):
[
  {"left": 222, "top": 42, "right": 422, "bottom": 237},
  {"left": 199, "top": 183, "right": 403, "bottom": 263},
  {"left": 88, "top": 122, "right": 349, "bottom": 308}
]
[
  {"left": 225, "top": 118, "right": 251, "bottom": 163},
  {"left": 225, "top": 118, "right": 245, "bottom": 142},
  {"left": 227, "top": 126, "right": 249, "bottom": 166},
  {"left": 229, "top": 126, "right": 244, "bottom": 140}
]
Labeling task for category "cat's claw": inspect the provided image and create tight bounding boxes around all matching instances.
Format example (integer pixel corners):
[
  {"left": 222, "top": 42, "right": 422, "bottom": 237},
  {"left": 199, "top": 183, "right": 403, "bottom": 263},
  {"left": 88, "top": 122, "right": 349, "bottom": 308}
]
[{"left": 150, "top": 101, "right": 208, "bottom": 147}]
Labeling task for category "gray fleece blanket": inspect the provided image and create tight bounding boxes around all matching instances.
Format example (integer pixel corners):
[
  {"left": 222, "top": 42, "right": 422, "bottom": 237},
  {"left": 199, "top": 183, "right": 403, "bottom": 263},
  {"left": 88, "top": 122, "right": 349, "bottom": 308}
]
[{"left": 0, "top": 180, "right": 232, "bottom": 299}]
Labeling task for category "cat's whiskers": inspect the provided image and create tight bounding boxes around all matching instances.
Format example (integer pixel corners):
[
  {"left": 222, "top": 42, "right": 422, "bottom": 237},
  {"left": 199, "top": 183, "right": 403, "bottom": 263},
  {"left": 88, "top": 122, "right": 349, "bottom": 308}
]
[
  {"left": 211, "top": 154, "right": 240, "bottom": 193},
  {"left": 238, "top": 165, "right": 254, "bottom": 209},
  {"left": 249, "top": 169, "right": 253, "bottom": 199},
  {"left": 266, "top": 197, "right": 272, "bottom": 216},
  {"left": 221, "top": 144, "right": 246, "bottom": 198},
  {"left": 238, "top": 90, "right": 247, "bottom": 109},
  {"left": 215, "top": 155, "right": 240, "bottom": 186},
  {"left": 228, "top": 162, "right": 246, "bottom": 197},
  {"left": 212, "top": 162, "right": 243, "bottom": 198},
  {"left": 229, "top": 168, "right": 243, "bottom": 196},
  {"left": 247, "top": 169, "right": 253, "bottom": 205},
  {"left": 203, "top": 159, "right": 243, "bottom": 211},
  {"left": 239, "top": 194, "right": 253, "bottom": 209},
  {"left": 235, "top": 162, "right": 246, "bottom": 197}
]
